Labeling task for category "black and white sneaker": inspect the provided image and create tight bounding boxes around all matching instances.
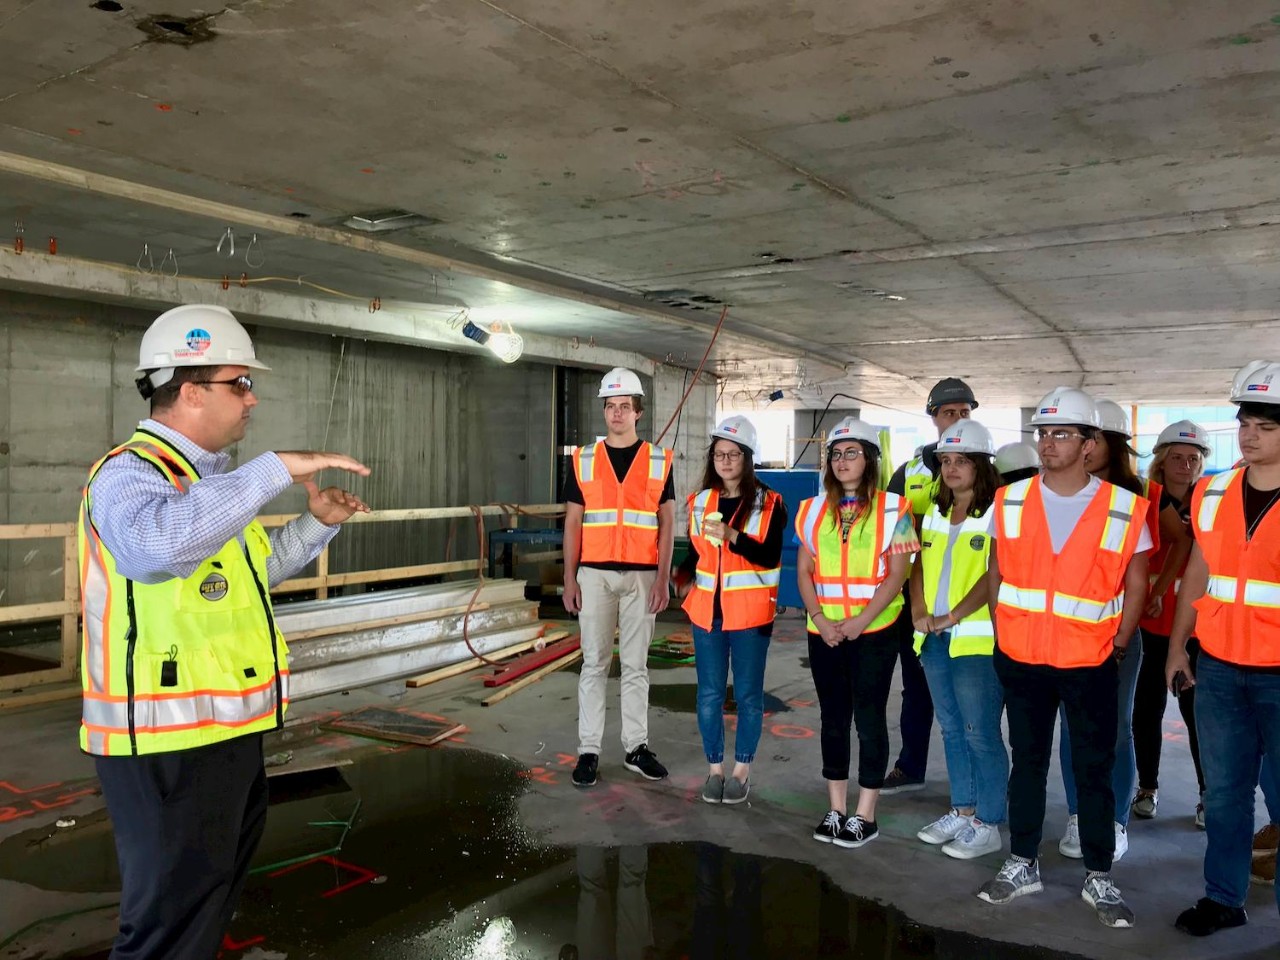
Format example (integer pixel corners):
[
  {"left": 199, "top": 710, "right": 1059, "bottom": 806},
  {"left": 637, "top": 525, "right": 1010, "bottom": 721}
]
[
  {"left": 572, "top": 753, "right": 599, "bottom": 787},
  {"left": 834, "top": 814, "right": 879, "bottom": 849},
  {"left": 623, "top": 744, "right": 668, "bottom": 780},
  {"left": 813, "top": 809, "right": 845, "bottom": 843}
]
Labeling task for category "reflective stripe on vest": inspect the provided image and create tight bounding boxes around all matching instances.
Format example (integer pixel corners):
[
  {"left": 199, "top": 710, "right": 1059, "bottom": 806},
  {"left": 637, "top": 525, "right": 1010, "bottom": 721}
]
[
  {"left": 79, "top": 431, "right": 287, "bottom": 757},
  {"left": 1191, "top": 467, "right": 1280, "bottom": 665},
  {"left": 913, "top": 505, "right": 994, "bottom": 656},
  {"left": 1197, "top": 470, "right": 1234, "bottom": 533},
  {"left": 795, "top": 492, "right": 905, "bottom": 633},
  {"left": 575, "top": 441, "right": 672, "bottom": 565},
  {"left": 993, "top": 477, "right": 1146, "bottom": 668},
  {"left": 681, "top": 487, "right": 782, "bottom": 631}
]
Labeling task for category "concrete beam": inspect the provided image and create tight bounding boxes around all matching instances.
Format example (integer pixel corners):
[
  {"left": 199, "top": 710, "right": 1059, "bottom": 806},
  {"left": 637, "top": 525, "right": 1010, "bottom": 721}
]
[{"left": 0, "top": 246, "right": 670, "bottom": 374}]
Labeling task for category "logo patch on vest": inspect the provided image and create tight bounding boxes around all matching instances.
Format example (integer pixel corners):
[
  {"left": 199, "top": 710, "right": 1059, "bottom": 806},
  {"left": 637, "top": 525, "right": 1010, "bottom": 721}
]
[
  {"left": 969, "top": 534, "right": 986, "bottom": 550},
  {"left": 199, "top": 572, "right": 229, "bottom": 601}
]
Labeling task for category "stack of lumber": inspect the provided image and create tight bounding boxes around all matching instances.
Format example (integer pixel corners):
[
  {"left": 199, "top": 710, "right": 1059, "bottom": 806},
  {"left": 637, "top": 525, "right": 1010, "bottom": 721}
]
[{"left": 279, "top": 579, "right": 541, "bottom": 700}]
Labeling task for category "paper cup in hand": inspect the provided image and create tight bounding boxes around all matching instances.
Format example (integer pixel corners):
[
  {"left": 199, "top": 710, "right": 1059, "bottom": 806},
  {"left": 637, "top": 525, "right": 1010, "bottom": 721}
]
[{"left": 705, "top": 510, "right": 724, "bottom": 547}]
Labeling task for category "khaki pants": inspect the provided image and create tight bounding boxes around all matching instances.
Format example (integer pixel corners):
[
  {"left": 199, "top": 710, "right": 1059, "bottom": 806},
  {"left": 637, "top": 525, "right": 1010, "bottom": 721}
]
[{"left": 577, "top": 566, "right": 657, "bottom": 755}]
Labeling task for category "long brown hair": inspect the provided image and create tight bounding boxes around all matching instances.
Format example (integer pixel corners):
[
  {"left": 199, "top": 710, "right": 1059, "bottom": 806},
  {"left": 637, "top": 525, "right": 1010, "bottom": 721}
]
[
  {"left": 935, "top": 454, "right": 1000, "bottom": 518},
  {"left": 822, "top": 441, "right": 880, "bottom": 533},
  {"left": 700, "top": 439, "right": 762, "bottom": 529},
  {"left": 1097, "top": 430, "right": 1143, "bottom": 496}
]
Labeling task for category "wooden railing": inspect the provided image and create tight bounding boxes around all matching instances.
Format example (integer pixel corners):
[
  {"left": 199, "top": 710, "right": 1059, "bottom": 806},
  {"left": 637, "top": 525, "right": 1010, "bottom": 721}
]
[{"left": 0, "top": 504, "right": 566, "bottom": 693}]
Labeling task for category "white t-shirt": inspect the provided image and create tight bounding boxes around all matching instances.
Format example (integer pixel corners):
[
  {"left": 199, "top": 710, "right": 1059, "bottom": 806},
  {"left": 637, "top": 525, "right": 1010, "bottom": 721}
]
[
  {"left": 1038, "top": 475, "right": 1153, "bottom": 555},
  {"left": 932, "top": 510, "right": 995, "bottom": 617}
]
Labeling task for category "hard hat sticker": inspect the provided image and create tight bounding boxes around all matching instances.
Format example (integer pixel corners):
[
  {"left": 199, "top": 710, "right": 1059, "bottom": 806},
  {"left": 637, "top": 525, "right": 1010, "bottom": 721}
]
[
  {"left": 200, "top": 572, "right": 229, "bottom": 601},
  {"left": 1039, "top": 406, "right": 1058, "bottom": 414},
  {"left": 176, "top": 327, "right": 213, "bottom": 360}
]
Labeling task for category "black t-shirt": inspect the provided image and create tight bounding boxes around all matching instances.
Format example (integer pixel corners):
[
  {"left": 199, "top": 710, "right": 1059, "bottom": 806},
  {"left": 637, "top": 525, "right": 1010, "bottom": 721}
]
[
  {"left": 677, "top": 492, "right": 788, "bottom": 622},
  {"left": 563, "top": 439, "right": 676, "bottom": 571},
  {"left": 1243, "top": 474, "right": 1280, "bottom": 541}
]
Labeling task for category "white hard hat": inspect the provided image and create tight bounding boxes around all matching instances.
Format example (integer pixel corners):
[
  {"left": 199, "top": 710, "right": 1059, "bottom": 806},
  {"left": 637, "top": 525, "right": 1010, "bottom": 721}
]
[
  {"left": 711, "top": 415, "right": 757, "bottom": 454},
  {"left": 598, "top": 367, "right": 645, "bottom": 398},
  {"left": 995, "top": 442, "right": 1041, "bottom": 474},
  {"left": 1229, "top": 360, "right": 1280, "bottom": 405},
  {"left": 1153, "top": 419, "right": 1211, "bottom": 454},
  {"left": 938, "top": 419, "right": 996, "bottom": 456},
  {"left": 827, "top": 417, "right": 881, "bottom": 454},
  {"left": 1029, "top": 386, "right": 1101, "bottom": 428},
  {"left": 137, "top": 304, "right": 269, "bottom": 390},
  {"left": 1094, "top": 398, "right": 1132, "bottom": 438}
]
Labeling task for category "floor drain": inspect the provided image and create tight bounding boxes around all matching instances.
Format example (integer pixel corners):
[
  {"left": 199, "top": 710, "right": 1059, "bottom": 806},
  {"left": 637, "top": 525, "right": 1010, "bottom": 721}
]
[{"left": 136, "top": 13, "right": 217, "bottom": 44}]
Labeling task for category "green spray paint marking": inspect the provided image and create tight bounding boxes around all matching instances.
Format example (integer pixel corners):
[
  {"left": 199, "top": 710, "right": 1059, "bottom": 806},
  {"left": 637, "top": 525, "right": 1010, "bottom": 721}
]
[
  {"left": 789, "top": 181, "right": 806, "bottom": 191},
  {"left": 494, "top": 152, "right": 508, "bottom": 160},
  {"left": 835, "top": 113, "right": 851, "bottom": 123},
  {"left": 1272, "top": 14, "right": 1280, "bottom": 24},
  {"left": 1229, "top": 35, "right": 1254, "bottom": 44}
]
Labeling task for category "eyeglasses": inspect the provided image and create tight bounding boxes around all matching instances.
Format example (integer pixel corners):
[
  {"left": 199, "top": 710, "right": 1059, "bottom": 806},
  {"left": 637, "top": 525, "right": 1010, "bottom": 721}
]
[
  {"left": 712, "top": 451, "right": 743, "bottom": 463},
  {"left": 1034, "top": 428, "right": 1084, "bottom": 443},
  {"left": 829, "top": 449, "right": 864, "bottom": 462},
  {"left": 202, "top": 375, "right": 254, "bottom": 396}
]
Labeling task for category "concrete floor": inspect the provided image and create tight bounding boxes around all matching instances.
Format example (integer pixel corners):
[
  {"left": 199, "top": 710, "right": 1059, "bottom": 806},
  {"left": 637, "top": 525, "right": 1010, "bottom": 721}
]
[{"left": 1, "top": 612, "right": 1277, "bottom": 958}]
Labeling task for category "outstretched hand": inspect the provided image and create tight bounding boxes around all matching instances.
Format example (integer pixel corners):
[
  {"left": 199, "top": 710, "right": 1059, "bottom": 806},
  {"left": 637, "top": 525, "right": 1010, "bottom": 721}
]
[
  {"left": 277, "top": 451, "right": 371, "bottom": 484},
  {"left": 304, "top": 481, "right": 370, "bottom": 525}
]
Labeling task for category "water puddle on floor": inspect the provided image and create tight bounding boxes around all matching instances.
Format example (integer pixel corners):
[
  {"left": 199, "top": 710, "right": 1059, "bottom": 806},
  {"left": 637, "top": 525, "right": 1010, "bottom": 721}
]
[{"left": 1, "top": 746, "right": 1089, "bottom": 960}]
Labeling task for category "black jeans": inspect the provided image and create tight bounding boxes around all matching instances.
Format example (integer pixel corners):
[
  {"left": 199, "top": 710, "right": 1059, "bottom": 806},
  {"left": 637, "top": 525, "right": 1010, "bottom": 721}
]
[
  {"left": 995, "top": 648, "right": 1119, "bottom": 873},
  {"left": 1132, "top": 632, "right": 1204, "bottom": 793},
  {"left": 894, "top": 604, "right": 934, "bottom": 779},
  {"left": 808, "top": 625, "right": 900, "bottom": 788},
  {"left": 95, "top": 734, "right": 268, "bottom": 960}
]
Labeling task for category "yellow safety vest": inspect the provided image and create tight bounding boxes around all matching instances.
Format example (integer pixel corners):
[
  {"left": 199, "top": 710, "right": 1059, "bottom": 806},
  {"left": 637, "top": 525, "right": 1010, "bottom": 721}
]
[
  {"left": 795, "top": 492, "right": 906, "bottom": 634},
  {"left": 902, "top": 454, "right": 939, "bottom": 522},
  {"left": 912, "top": 504, "right": 994, "bottom": 656},
  {"left": 79, "top": 430, "right": 288, "bottom": 757}
]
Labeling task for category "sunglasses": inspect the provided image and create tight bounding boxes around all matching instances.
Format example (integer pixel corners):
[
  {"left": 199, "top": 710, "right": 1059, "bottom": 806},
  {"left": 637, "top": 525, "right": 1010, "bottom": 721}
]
[{"left": 203, "top": 375, "right": 254, "bottom": 396}]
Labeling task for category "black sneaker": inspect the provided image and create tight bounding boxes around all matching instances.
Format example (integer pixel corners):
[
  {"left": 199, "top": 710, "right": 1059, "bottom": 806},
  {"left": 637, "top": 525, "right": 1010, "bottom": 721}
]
[
  {"left": 879, "top": 766, "right": 926, "bottom": 795},
  {"left": 833, "top": 814, "right": 879, "bottom": 849},
  {"left": 623, "top": 744, "right": 668, "bottom": 781},
  {"left": 571, "top": 753, "right": 599, "bottom": 788},
  {"left": 1175, "top": 898, "right": 1247, "bottom": 936},
  {"left": 813, "top": 809, "right": 845, "bottom": 843}
]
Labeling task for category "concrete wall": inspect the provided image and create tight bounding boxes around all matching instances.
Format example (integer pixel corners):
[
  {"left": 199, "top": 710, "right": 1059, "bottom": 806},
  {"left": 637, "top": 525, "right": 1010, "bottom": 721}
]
[{"left": 0, "top": 291, "right": 714, "bottom": 605}]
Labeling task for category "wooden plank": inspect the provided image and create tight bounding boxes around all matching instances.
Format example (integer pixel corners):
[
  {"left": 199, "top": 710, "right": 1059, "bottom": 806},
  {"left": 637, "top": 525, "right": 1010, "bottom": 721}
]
[
  {"left": 482, "top": 649, "right": 583, "bottom": 707},
  {"left": 0, "top": 663, "right": 75, "bottom": 690},
  {"left": 258, "top": 503, "right": 565, "bottom": 526},
  {"left": 265, "top": 757, "right": 354, "bottom": 779},
  {"left": 324, "top": 707, "right": 466, "bottom": 747},
  {"left": 274, "top": 559, "right": 483, "bottom": 594},
  {"left": 482, "top": 635, "right": 578, "bottom": 687},
  {"left": 316, "top": 547, "right": 330, "bottom": 601},
  {"left": 0, "top": 522, "right": 76, "bottom": 539},
  {"left": 0, "top": 680, "right": 80, "bottom": 711},
  {"left": 404, "top": 636, "right": 540, "bottom": 688},
  {"left": 287, "top": 602, "right": 492, "bottom": 642},
  {"left": 0, "top": 600, "right": 79, "bottom": 626},
  {"left": 61, "top": 533, "right": 79, "bottom": 671}
]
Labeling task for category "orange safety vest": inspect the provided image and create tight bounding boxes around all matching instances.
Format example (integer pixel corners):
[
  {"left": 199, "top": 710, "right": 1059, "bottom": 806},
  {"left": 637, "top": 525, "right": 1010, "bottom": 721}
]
[
  {"left": 1140, "top": 480, "right": 1188, "bottom": 636},
  {"left": 994, "top": 477, "right": 1148, "bottom": 667},
  {"left": 794, "top": 491, "right": 910, "bottom": 634},
  {"left": 682, "top": 487, "right": 783, "bottom": 631},
  {"left": 1142, "top": 477, "right": 1163, "bottom": 552},
  {"left": 1191, "top": 468, "right": 1280, "bottom": 666},
  {"left": 574, "top": 441, "right": 673, "bottom": 565}
]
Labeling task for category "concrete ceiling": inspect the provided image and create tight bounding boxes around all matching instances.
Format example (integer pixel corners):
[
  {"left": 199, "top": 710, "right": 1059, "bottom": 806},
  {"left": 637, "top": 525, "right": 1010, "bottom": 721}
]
[{"left": 1, "top": 0, "right": 1279, "bottom": 409}]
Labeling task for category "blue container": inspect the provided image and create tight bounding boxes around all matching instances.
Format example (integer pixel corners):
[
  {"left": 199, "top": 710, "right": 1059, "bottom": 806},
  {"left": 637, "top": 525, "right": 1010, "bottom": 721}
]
[{"left": 757, "top": 469, "right": 822, "bottom": 612}]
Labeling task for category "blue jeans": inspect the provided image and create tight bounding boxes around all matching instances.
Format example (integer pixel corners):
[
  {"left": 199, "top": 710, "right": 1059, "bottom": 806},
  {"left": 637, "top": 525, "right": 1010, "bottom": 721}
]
[
  {"left": 1195, "top": 653, "right": 1280, "bottom": 914},
  {"left": 693, "top": 619, "right": 772, "bottom": 764},
  {"left": 1060, "top": 636, "right": 1142, "bottom": 825},
  {"left": 1263, "top": 757, "right": 1280, "bottom": 824},
  {"left": 918, "top": 633, "right": 1009, "bottom": 823}
]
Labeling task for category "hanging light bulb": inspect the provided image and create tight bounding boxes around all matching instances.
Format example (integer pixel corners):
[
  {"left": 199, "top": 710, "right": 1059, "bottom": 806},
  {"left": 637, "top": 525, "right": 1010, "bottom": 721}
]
[{"left": 460, "top": 319, "right": 523, "bottom": 363}]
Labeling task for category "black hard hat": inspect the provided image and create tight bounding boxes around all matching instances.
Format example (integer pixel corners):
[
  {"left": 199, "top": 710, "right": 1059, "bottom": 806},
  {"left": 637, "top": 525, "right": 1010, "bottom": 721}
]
[{"left": 926, "top": 377, "right": 978, "bottom": 414}]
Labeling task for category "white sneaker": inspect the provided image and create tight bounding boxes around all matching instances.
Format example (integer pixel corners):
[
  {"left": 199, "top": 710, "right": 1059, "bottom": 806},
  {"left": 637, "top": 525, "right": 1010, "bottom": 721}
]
[
  {"left": 944, "top": 820, "right": 1003, "bottom": 860},
  {"left": 1113, "top": 822, "right": 1129, "bottom": 863},
  {"left": 1059, "top": 814, "right": 1083, "bottom": 859},
  {"left": 918, "top": 809, "right": 972, "bottom": 845}
]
